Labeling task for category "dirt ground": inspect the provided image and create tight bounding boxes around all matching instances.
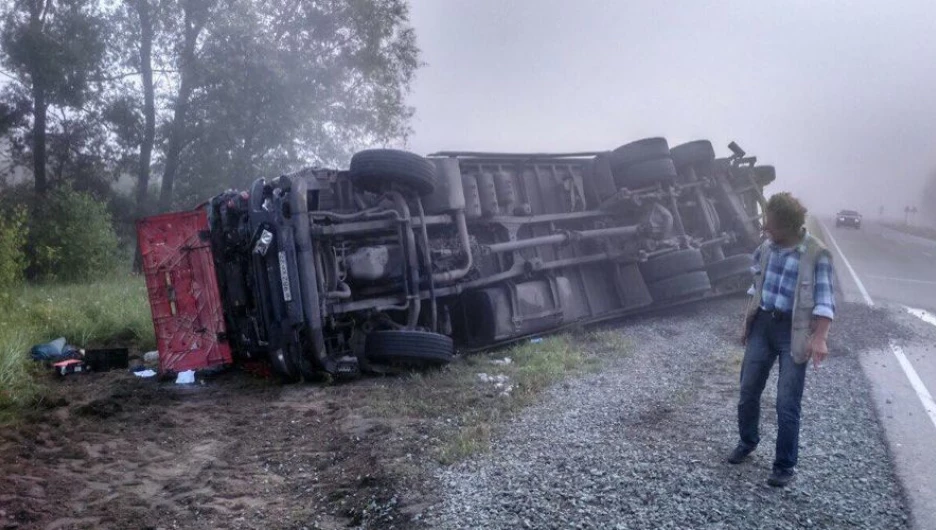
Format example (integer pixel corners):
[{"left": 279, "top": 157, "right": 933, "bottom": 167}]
[{"left": 0, "top": 368, "right": 433, "bottom": 530}]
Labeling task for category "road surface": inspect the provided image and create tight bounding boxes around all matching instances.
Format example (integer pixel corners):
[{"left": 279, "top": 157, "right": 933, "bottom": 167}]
[{"left": 818, "top": 218, "right": 936, "bottom": 530}]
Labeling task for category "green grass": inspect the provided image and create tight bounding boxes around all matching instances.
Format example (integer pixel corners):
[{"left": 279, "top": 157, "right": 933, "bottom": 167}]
[
  {"left": 0, "top": 275, "right": 154, "bottom": 414},
  {"left": 361, "top": 330, "right": 632, "bottom": 465}
]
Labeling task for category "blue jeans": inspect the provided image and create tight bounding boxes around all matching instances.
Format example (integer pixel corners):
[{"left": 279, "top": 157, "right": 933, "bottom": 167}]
[{"left": 738, "top": 310, "right": 808, "bottom": 470}]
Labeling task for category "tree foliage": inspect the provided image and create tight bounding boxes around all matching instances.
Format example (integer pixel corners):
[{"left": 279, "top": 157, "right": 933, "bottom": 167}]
[
  {"left": 30, "top": 186, "right": 120, "bottom": 281},
  {"left": 170, "top": 0, "right": 420, "bottom": 207},
  {"left": 0, "top": 0, "right": 420, "bottom": 276},
  {"left": 0, "top": 0, "right": 108, "bottom": 195},
  {"left": 0, "top": 205, "right": 27, "bottom": 290}
]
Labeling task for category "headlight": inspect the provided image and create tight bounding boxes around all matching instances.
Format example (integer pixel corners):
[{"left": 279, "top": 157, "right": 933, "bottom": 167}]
[{"left": 838, "top": 217, "right": 845, "bottom": 221}]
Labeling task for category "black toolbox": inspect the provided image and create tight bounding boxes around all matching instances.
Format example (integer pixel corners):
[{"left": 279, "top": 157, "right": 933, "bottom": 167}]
[{"left": 84, "top": 348, "right": 130, "bottom": 372}]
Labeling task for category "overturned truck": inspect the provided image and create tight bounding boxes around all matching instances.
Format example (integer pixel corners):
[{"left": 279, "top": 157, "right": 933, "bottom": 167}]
[{"left": 138, "top": 139, "right": 773, "bottom": 380}]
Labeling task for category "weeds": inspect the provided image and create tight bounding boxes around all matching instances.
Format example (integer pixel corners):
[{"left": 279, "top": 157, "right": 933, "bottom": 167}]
[
  {"left": 0, "top": 275, "right": 153, "bottom": 414},
  {"left": 362, "top": 331, "right": 633, "bottom": 465}
]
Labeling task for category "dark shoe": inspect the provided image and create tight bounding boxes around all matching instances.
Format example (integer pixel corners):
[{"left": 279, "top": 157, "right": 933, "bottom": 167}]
[
  {"left": 727, "top": 444, "right": 756, "bottom": 464},
  {"left": 767, "top": 467, "right": 796, "bottom": 487}
]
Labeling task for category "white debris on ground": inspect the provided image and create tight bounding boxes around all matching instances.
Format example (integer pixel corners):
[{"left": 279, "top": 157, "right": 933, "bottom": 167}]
[
  {"left": 175, "top": 370, "right": 196, "bottom": 385},
  {"left": 490, "top": 357, "right": 512, "bottom": 366},
  {"left": 477, "top": 373, "right": 513, "bottom": 396}
]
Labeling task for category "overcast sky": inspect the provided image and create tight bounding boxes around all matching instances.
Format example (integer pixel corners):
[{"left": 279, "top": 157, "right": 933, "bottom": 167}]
[{"left": 405, "top": 0, "right": 936, "bottom": 217}]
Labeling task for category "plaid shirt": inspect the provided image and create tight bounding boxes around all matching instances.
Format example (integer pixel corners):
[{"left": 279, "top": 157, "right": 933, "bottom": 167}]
[{"left": 747, "top": 236, "right": 836, "bottom": 319}]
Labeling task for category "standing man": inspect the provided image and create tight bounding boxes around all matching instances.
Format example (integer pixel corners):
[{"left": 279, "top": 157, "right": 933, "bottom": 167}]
[{"left": 727, "top": 192, "right": 836, "bottom": 487}]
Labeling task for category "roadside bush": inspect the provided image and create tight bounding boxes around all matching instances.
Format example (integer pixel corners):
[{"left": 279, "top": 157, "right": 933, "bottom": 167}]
[
  {"left": 0, "top": 206, "right": 27, "bottom": 291},
  {"left": 0, "top": 275, "right": 154, "bottom": 419},
  {"left": 31, "top": 187, "right": 120, "bottom": 282}
]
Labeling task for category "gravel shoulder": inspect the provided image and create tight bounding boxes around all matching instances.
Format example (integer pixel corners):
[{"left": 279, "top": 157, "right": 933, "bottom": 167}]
[{"left": 423, "top": 297, "right": 911, "bottom": 529}]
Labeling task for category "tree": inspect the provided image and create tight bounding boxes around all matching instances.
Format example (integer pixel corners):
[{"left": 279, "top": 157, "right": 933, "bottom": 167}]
[
  {"left": 123, "top": 0, "right": 157, "bottom": 209},
  {"left": 3, "top": 0, "right": 422, "bottom": 220},
  {"left": 156, "top": 0, "right": 213, "bottom": 211},
  {"left": 0, "top": 0, "right": 107, "bottom": 196},
  {"left": 165, "top": 0, "right": 420, "bottom": 207}
]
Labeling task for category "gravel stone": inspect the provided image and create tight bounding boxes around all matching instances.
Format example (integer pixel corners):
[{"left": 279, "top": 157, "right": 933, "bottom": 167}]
[{"left": 421, "top": 297, "right": 910, "bottom": 529}]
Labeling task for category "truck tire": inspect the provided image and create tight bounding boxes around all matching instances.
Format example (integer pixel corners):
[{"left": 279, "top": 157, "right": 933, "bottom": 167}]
[
  {"left": 729, "top": 165, "right": 754, "bottom": 184},
  {"left": 270, "top": 348, "right": 300, "bottom": 383},
  {"left": 610, "top": 138, "right": 671, "bottom": 168},
  {"left": 614, "top": 157, "right": 678, "bottom": 189},
  {"left": 753, "top": 165, "right": 776, "bottom": 187},
  {"left": 648, "top": 270, "right": 712, "bottom": 303},
  {"left": 639, "top": 248, "right": 706, "bottom": 283},
  {"left": 349, "top": 149, "right": 438, "bottom": 196},
  {"left": 706, "top": 254, "right": 753, "bottom": 283},
  {"left": 365, "top": 329, "right": 454, "bottom": 367},
  {"left": 670, "top": 140, "right": 715, "bottom": 170}
]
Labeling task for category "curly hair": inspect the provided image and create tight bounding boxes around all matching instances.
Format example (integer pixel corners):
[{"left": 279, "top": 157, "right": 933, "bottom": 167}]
[{"left": 765, "top": 192, "right": 807, "bottom": 234}]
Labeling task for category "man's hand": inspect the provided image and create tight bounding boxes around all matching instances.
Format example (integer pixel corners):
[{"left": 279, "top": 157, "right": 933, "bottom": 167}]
[
  {"left": 809, "top": 316, "right": 833, "bottom": 368},
  {"left": 808, "top": 335, "right": 829, "bottom": 368}
]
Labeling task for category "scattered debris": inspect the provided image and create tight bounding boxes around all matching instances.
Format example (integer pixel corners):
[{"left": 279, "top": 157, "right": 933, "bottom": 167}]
[
  {"left": 530, "top": 338, "right": 544, "bottom": 344},
  {"left": 477, "top": 373, "right": 513, "bottom": 396},
  {"left": 143, "top": 351, "right": 159, "bottom": 364},
  {"left": 84, "top": 348, "right": 129, "bottom": 372},
  {"left": 53, "top": 359, "right": 87, "bottom": 377},
  {"left": 175, "top": 370, "right": 196, "bottom": 385},
  {"left": 490, "top": 357, "right": 513, "bottom": 366},
  {"left": 133, "top": 369, "right": 157, "bottom": 378},
  {"left": 30, "top": 337, "right": 68, "bottom": 361}
]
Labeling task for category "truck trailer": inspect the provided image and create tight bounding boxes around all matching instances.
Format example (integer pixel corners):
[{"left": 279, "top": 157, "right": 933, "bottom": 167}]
[{"left": 137, "top": 138, "right": 773, "bottom": 380}]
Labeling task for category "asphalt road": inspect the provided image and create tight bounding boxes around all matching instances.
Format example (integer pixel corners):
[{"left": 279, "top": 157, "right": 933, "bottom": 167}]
[
  {"left": 818, "top": 218, "right": 936, "bottom": 530},
  {"left": 823, "top": 220, "right": 936, "bottom": 313}
]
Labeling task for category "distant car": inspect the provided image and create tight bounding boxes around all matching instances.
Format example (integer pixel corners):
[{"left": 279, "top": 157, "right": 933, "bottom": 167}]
[{"left": 836, "top": 210, "right": 862, "bottom": 229}]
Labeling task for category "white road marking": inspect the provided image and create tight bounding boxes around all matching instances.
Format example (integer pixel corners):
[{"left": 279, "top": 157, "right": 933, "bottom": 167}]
[
  {"left": 890, "top": 343, "right": 936, "bottom": 431},
  {"left": 816, "top": 220, "right": 874, "bottom": 306},
  {"left": 906, "top": 307, "right": 936, "bottom": 329},
  {"left": 866, "top": 274, "right": 936, "bottom": 286},
  {"left": 817, "top": 219, "right": 936, "bottom": 432}
]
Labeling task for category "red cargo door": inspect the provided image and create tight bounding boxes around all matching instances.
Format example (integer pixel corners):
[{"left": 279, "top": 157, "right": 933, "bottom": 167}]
[{"left": 137, "top": 209, "right": 232, "bottom": 374}]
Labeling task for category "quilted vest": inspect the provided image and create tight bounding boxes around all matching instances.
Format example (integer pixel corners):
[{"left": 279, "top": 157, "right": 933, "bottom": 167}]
[{"left": 744, "top": 232, "right": 832, "bottom": 364}]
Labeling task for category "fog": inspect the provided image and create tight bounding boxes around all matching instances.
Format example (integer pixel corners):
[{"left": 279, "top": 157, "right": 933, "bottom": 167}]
[{"left": 406, "top": 0, "right": 936, "bottom": 218}]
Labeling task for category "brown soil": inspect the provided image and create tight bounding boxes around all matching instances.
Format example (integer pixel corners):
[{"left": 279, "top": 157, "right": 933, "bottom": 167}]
[{"left": 0, "top": 369, "right": 430, "bottom": 530}]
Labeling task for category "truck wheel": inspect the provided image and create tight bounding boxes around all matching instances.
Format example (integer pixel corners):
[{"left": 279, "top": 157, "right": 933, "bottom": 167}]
[
  {"left": 753, "top": 165, "right": 776, "bottom": 187},
  {"left": 365, "top": 330, "right": 454, "bottom": 367},
  {"left": 706, "top": 254, "right": 753, "bottom": 283},
  {"left": 349, "top": 149, "right": 438, "bottom": 196},
  {"left": 289, "top": 338, "right": 319, "bottom": 381},
  {"left": 639, "top": 248, "right": 706, "bottom": 284},
  {"left": 648, "top": 270, "right": 712, "bottom": 303},
  {"left": 270, "top": 348, "right": 300, "bottom": 383},
  {"left": 614, "top": 157, "right": 678, "bottom": 189},
  {"left": 670, "top": 140, "right": 715, "bottom": 172},
  {"left": 610, "top": 137, "right": 671, "bottom": 168}
]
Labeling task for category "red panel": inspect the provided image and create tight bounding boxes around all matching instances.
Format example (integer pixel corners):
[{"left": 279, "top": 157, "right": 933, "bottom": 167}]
[{"left": 137, "top": 209, "right": 233, "bottom": 375}]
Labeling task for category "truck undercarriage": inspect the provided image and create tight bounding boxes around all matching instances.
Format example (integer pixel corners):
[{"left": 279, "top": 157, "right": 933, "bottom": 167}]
[{"left": 137, "top": 138, "right": 773, "bottom": 380}]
